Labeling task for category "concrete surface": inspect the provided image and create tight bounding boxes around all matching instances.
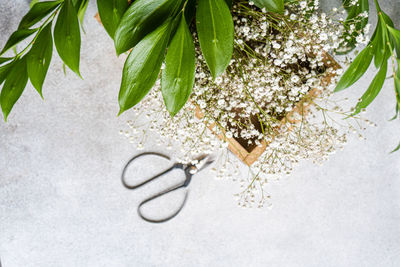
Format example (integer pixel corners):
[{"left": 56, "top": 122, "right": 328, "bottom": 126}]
[{"left": 0, "top": 0, "right": 399, "bottom": 266}]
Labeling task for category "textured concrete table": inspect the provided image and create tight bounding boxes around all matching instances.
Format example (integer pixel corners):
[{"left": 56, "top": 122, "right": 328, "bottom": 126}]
[{"left": 1, "top": 1, "right": 399, "bottom": 266}]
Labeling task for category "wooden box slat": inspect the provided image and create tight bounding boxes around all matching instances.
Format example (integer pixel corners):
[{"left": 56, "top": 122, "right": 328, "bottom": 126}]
[{"left": 195, "top": 54, "right": 340, "bottom": 166}]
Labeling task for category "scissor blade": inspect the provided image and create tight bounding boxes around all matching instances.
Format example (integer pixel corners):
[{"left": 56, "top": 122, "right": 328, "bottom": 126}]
[
  {"left": 194, "top": 154, "right": 215, "bottom": 172},
  {"left": 198, "top": 159, "right": 214, "bottom": 172}
]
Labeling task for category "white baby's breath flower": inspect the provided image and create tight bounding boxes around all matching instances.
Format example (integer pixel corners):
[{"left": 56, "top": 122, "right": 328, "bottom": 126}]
[
  {"left": 291, "top": 75, "right": 300, "bottom": 83},
  {"left": 356, "top": 34, "right": 364, "bottom": 44},
  {"left": 319, "top": 33, "right": 328, "bottom": 41}
]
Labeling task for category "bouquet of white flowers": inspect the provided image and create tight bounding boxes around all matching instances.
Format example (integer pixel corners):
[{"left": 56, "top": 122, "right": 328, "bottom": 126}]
[{"left": 120, "top": 0, "right": 375, "bottom": 207}]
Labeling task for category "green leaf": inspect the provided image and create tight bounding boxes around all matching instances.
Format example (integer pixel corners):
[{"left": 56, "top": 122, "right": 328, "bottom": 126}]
[
  {"left": 77, "top": 0, "right": 90, "bottom": 27},
  {"left": 0, "top": 57, "right": 13, "bottom": 65},
  {"left": 394, "top": 60, "right": 400, "bottom": 115},
  {"left": 54, "top": 0, "right": 81, "bottom": 76},
  {"left": 0, "top": 61, "right": 15, "bottom": 85},
  {"left": 30, "top": 0, "right": 40, "bottom": 8},
  {"left": 251, "top": 0, "right": 284, "bottom": 14},
  {"left": 118, "top": 19, "right": 173, "bottom": 115},
  {"left": 72, "top": 0, "right": 83, "bottom": 11},
  {"left": 394, "top": 74, "right": 400, "bottom": 107},
  {"left": 391, "top": 142, "right": 400, "bottom": 153},
  {"left": 387, "top": 26, "right": 400, "bottom": 58},
  {"left": 162, "top": 14, "right": 195, "bottom": 117},
  {"left": 97, "top": 0, "right": 129, "bottom": 39},
  {"left": 353, "top": 61, "right": 388, "bottom": 115},
  {"left": 19, "top": 1, "right": 62, "bottom": 29},
  {"left": 373, "top": 15, "right": 388, "bottom": 68},
  {"left": 185, "top": 0, "right": 197, "bottom": 24},
  {"left": 380, "top": 10, "right": 394, "bottom": 28},
  {"left": 380, "top": 12, "right": 396, "bottom": 56},
  {"left": 27, "top": 23, "right": 53, "bottom": 98},
  {"left": 114, "top": 0, "right": 184, "bottom": 55},
  {"left": 373, "top": 0, "right": 381, "bottom": 12},
  {"left": 0, "top": 28, "right": 38, "bottom": 56},
  {"left": 389, "top": 103, "right": 399, "bottom": 121},
  {"left": 0, "top": 58, "right": 28, "bottom": 121},
  {"left": 335, "top": 44, "right": 374, "bottom": 92},
  {"left": 225, "top": 0, "right": 233, "bottom": 8},
  {"left": 196, "top": 0, "right": 234, "bottom": 79}
]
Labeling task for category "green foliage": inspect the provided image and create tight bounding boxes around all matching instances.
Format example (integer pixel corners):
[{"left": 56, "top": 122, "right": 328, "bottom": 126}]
[
  {"left": 0, "top": 58, "right": 13, "bottom": 65},
  {"left": 336, "top": 0, "right": 400, "bottom": 151},
  {"left": 0, "top": 0, "right": 87, "bottom": 120},
  {"left": 335, "top": 4, "right": 398, "bottom": 110},
  {"left": 196, "top": 0, "right": 234, "bottom": 79},
  {"left": 251, "top": 0, "right": 284, "bottom": 14},
  {"left": 225, "top": 0, "right": 233, "bottom": 8},
  {"left": 373, "top": 15, "right": 389, "bottom": 68},
  {"left": 0, "top": 28, "right": 38, "bottom": 56},
  {"left": 54, "top": 0, "right": 82, "bottom": 76},
  {"left": 0, "top": 58, "right": 28, "bottom": 121},
  {"left": 27, "top": 23, "right": 53, "bottom": 97},
  {"left": 119, "top": 19, "right": 174, "bottom": 115},
  {"left": 388, "top": 26, "right": 400, "bottom": 57},
  {"left": 353, "top": 61, "right": 387, "bottom": 115},
  {"left": 391, "top": 142, "right": 400, "bottom": 153},
  {"left": 30, "top": 0, "right": 40, "bottom": 8},
  {"left": 97, "top": 0, "right": 129, "bottom": 39},
  {"left": 77, "top": 0, "right": 90, "bottom": 27},
  {"left": 114, "top": 0, "right": 234, "bottom": 116},
  {"left": 114, "top": 0, "right": 184, "bottom": 55},
  {"left": 335, "top": 44, "right": 374, "bottom": 92},
  {"left": 161, "top": 14, "right": 195, "bottom": 116},
  {"left": 184, "top": 0, "right": 197, "bottom": 24},
  {"left": 19, "top": 0, "right": 62, "bottom": 29},
  {"left": 0, "top": 62, "right": 14, "bottom": 85},
  {"left": 391, "top": 59, "right": 400, "bottom": 120}
]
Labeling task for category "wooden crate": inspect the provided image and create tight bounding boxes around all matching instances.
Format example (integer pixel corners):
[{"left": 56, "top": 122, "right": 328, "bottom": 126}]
[{"left": 195, "top": 54, "right": 340, "bottom": 166}]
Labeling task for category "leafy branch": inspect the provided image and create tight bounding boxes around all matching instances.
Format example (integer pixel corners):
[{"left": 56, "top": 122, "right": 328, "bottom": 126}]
[
  {"left": 336, "top": 0, "right": 400, "bottom": 152},
  {"left": 0, "top": 0, "right": 88, "bottom": 121}
]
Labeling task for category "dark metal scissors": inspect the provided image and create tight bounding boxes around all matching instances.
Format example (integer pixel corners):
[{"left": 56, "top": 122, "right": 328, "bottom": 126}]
[{"left": 121, "top": 152, "right": 214, "bottom": 223}]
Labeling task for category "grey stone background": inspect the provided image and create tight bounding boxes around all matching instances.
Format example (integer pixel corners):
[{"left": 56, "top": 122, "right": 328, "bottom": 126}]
[{"left": 0, "top": 0, "right": 399, "bottom": 266}]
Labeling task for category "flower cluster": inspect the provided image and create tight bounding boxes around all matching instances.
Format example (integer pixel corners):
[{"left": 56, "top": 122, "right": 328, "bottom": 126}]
[{"left": 121, "top": 0, "right": 372, "bottom": 208}]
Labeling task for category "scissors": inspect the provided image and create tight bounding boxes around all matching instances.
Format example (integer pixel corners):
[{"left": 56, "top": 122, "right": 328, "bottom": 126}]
[{"left": 121, "top": 152, "right": 214, "bottom": 223}]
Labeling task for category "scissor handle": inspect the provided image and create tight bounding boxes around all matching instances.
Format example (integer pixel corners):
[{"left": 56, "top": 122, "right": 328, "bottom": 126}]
[
  {"left": 137, "top": 183, "right": 189, "bottom": 223},
  {"left": 121, "top": 152, "right": 182, "bottom": 190}
]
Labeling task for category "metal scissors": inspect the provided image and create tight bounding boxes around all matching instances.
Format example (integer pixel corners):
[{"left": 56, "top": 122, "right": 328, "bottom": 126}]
[{"left": 121, "top": 152, "right": 214, "bottom": 223}]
